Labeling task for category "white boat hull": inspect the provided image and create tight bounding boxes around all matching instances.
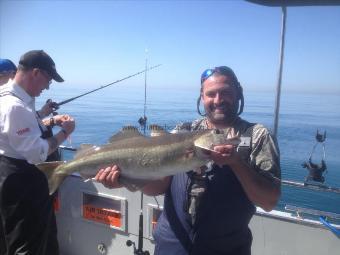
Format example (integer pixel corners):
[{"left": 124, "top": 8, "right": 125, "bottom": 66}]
[{"left": 56, "top": 175, "right": 340, "bottom": 255}]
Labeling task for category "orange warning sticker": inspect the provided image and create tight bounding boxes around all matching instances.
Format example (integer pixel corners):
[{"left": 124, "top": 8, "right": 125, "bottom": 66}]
[{"left": 83, "top": 204, "right": 121, "bottom": 227}]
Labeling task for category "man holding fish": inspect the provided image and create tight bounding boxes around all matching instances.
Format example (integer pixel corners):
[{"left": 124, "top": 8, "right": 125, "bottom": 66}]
[{"left": 95, "top": 66, "right": 281, "bottom": 255}]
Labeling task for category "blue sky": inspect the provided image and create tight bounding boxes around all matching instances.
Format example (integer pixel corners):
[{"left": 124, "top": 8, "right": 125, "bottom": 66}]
[{"left": 1, "top": 0, "right": 339, "bottom": 94}]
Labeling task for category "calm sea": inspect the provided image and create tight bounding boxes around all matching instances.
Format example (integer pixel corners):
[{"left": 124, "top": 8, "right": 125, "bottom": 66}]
[{"left": 38, "top": 85, "right": 340, "bottom": 215}]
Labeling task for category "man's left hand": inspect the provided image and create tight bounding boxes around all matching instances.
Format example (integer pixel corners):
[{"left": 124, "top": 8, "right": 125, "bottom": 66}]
[
  {"left": 209, "top": 144, "right": 240, "bottom": 167},
  {"left": 53, "top": 114, "right": 72, "bottom": 127}
]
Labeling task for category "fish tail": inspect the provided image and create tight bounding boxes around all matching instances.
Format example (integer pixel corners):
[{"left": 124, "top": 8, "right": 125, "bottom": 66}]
[{"left": 36, "top": 161, "right": 67, "bottom": 195}]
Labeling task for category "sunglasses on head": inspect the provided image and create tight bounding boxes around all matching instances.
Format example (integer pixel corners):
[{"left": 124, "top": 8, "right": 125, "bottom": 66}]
[{"left": 200, "top": 66, "right": 237, "bottom": 84}]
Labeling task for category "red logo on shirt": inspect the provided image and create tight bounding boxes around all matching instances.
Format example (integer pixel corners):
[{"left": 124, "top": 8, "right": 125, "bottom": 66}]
[{"left": 16, "top": 127, "right": 30, "bottom": 135}]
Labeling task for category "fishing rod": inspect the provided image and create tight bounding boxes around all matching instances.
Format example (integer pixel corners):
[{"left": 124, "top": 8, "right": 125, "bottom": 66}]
[
  {"left": 50, "top": 64, "right": 162, "bottom": 110},
  {"left": 126, "top": 53, "right": 150, "bottom": 255}
]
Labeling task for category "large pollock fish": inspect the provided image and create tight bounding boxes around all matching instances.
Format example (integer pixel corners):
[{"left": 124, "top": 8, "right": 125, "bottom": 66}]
[{"left": 37, "top": 126, "right": 240, "bottom": 194}]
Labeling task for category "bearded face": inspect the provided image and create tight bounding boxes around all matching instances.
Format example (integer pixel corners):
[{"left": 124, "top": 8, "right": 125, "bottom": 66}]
[{"left": 201, "top": 74, "right": 239, "bottom": 125}]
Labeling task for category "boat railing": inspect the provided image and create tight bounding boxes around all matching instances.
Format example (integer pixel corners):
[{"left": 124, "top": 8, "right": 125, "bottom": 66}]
[
  {"left": 285, "top": 205, "right": 340, "bottom": 237},
  {"left": 282, "top": 180, "right": 340, "bottom": 194},
  {"left": 58, "top": 145, "right": 77, "bottom": 161},
  {"left": 285, "top": 205, "right": 340, "bottom": 220}
]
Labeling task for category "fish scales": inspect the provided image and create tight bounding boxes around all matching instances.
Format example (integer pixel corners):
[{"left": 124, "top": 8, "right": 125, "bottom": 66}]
[{"left": 36, "top": 128, "right": 240, "bottom": 194}]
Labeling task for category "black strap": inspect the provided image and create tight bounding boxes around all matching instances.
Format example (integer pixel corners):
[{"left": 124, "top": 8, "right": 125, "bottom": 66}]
[
  {"left": 164, "top": 178, "right": 193, "bottom": 253},
  {"left": 0, "top": 91, "right": 21, "bottom": 99},
  {"left": 244, "top": 122, "right": 254, "bottom": 135}
]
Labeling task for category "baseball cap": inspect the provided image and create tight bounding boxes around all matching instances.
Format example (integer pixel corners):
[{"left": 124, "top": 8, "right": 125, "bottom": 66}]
[
  {"left": 19, "top": 50, "right": 64, "bottom": 82},
  {"left": 0, "top": 59, "right": 17, "bottom": 74}
]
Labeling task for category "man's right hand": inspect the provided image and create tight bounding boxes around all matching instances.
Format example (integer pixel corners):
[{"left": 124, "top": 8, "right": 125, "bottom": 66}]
[
  {"left": 95, "top": 165, "right": 123, "bottom": 189},
  {"left": 39, "top": 99, "right": 58, "bottom": 117}
]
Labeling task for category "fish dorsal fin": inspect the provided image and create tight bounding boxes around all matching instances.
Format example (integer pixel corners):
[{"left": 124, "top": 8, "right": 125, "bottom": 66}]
[
  {"left": 75, "top": 144, "right": 97, "bottom": 159},
  {"left": 109, "top": 126, "right": 144, "bottom": 143},
  {"left": 149, "top": 124, "right": 169, "bottom": 137}
]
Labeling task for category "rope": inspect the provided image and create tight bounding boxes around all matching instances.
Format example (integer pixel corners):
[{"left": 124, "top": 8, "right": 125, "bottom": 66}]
[{"left": 319, "top": 216, "right": 340, "bottom": 238}]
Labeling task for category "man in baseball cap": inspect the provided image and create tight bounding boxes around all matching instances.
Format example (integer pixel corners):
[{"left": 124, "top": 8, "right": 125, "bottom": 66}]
[
  {"left": 0, "top": 50, "right": 75, "bottom": 255},
  {"left": 18, "top": 50, "right": 64, "bottom": 82},
  {"left": 0, "top": 58, "right": 17, "bottom": 85}
]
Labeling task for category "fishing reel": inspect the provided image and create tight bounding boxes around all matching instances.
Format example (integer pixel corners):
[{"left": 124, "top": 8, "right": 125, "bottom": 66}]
[
  {"left": 138, "top": 116, "right": 147, "bottom": 127},
  {"left": 46, "top": 99, "right": 60, "bottom": 116},
  {"left": 126, "top": 203, "right": 150, "bottom": 255},
  {"left": 126, "top": 240, "right": 150, "bottom": 255}
]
